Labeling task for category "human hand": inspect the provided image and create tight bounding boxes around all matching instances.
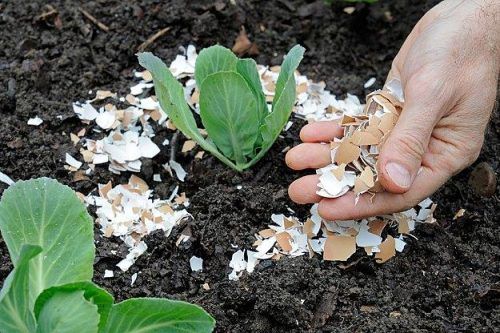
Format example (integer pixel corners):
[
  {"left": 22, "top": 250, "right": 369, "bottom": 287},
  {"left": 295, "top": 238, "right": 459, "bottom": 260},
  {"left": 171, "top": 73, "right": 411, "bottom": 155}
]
[{"left": 286, "top": 0, "right": 499, "bottom": 220}]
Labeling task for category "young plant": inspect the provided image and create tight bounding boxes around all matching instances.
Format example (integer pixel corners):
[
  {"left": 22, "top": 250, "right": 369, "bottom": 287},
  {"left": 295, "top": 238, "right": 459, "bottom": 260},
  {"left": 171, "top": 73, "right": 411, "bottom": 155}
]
[
  {"left": 138, "top": 44, "right": 305, "bottom": 171},
  {"left": 0, "top": 178, "right": 215, "bottom": 333}
]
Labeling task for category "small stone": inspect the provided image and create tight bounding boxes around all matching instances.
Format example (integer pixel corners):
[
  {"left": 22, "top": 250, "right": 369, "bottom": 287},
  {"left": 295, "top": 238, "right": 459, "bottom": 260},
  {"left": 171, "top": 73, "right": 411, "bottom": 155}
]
[
  {"left": 389, "top": 311, "right": 401, "bottom": 318},
  {"left": 468, "top": 162, "right": 497, "bottom": 197},
  {"left": 6, "top": 138, "right": 23, "bottom": 149},
  {"left": 7, "top": 78, "right": 16, "bottom": 98},
  {"left": 132, "top": 4, "right": 144, "bottom": 19},
  {"left": 18, "top": 38, "right": 38, "bottom": 55},
  {"left": 154, "top": 183, "right": 170, "bottom": 198}
]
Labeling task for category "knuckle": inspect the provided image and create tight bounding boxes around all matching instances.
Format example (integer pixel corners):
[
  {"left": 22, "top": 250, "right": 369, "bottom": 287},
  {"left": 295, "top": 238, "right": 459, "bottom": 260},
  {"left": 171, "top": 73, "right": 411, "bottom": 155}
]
[
  {"left": 405, "top": 64, "right": 452, "bottom": 112},
  {"left": 317, "top": 202, "right": 332, "bottom": 220}
]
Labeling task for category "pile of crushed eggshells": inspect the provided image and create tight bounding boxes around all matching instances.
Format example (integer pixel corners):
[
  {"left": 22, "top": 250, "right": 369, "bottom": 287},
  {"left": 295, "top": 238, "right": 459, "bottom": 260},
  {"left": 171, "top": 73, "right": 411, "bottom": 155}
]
[{"left": 227, "top": 78, "right": 436, "bottom": 280}]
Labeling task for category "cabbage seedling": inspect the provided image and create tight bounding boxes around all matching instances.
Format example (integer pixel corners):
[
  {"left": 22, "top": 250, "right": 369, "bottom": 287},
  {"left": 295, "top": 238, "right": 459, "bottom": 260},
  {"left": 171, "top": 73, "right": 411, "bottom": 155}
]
[{"left": 138, "top": 45, "right": 305, "bottom": 171}]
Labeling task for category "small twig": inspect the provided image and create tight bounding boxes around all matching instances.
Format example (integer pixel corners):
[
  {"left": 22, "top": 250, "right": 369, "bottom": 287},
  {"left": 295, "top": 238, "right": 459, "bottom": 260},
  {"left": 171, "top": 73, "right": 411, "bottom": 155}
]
[
  {"left": 45, "top": 100, "right": 70, "bottom": 107},
  {"left": 35, "top": 4, "right": 58, "bottom": 22},
  {"left": 169, "top": 131, "right": 180, "bottom": 163},
  {"left": 78, "top": 7, "right": 109, "bottom": 32},
  {"left": 137, "top": 27, "right": 171, "bottom": 52},
  {"left": 337, "top": 257, "right": 363, "bottom": 270}
]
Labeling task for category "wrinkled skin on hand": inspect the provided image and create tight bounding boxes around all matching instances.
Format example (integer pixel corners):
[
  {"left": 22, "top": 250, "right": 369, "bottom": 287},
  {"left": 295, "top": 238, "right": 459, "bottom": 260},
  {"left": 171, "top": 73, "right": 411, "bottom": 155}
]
[{"left": 286, "top": 0, "right": 499, "bottom": 220}]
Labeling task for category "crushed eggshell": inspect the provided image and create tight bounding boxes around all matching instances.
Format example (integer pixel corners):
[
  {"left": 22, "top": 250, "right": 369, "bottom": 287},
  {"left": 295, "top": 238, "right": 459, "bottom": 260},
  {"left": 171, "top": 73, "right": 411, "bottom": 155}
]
[
  {"left": 65, "top": 153, "right": 83, "bottom": 170},
  {"left": 27, "top": 116, "right": 43, "bottom": 126},
  {"left": 166, "top": 160, "right": 187, "bottom": 182},
  {"left": 324, "top": 235, "right": 356, "bottom": 261},
  {"left": 190, "top": 256, "right": 203, "bottom": 272},
  {"left": 317, "top": 79, "right": 405, "bottom": 203},
  {"left": 86, "top": 175, "right": 191, "bottom": 271},
  {"left": 70, "top": 133, "right": 80, "bottom": 145},
  {"left": 344, "top": 6, "right": 355, "bottom": 14},
  {"left": 363, "top": 77, "right": 376, "bottom": 89},
  {"left": 229, "top": 196, "right": 434, "bottom": 280},
  {"left": 104, "top": 270, "right": 114, "bottom": 278},
  {"left": 453, "top": 208, "right": 466, "bottom": 220},
  {"left": 0, "top": 171, "right": 15, "bottom": 186},
  {"left": 131, "top": 272, "right": 138, "bottom": 286},
  {"left": 181, "top": 140, "right": 196, "bottom": 153},
  {"left": 375, "top": 235, "right": 396, "bottom": 263},
  {"left": 229, "top": 250, "right": 247, "bottom": 281},
  {"left": 70, "top": 74, "right": 164, "bottom": 175}
]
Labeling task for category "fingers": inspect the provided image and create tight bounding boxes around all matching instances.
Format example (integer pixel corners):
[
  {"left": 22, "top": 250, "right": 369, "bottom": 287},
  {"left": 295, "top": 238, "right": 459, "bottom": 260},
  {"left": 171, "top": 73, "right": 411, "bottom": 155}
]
[
  {"left": 299, "top": 121, "right": 343, "bottom": 143},
  {"left": 317, "top": 165, "right": 448, "bottom": 220},
  {"left": 288, "top": 174, "right": 322, "bottom": 204},
  {"left": 377, "top": 65, "right": 454, "bottom": 194},
  {"left": 285, "top": 143, "right": 331, "bottom": 170},
  {"left": 286, "top": 121, "right": 342, "bottom": 170},
  {"left": 286, "top": 122, "right": 343, "bottom": 205}
]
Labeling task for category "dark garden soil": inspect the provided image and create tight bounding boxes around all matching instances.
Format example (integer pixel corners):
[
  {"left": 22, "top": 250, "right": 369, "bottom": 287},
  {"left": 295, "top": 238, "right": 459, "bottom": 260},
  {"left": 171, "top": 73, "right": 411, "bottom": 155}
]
[{"left": 1, "top": 0, "right": 499, "bottom": 332}]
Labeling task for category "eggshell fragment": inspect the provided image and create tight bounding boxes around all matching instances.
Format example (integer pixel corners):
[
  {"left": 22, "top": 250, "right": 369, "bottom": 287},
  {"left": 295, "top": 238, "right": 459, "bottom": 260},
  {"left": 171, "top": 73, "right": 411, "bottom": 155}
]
[
  {"left": 375, "top": 235, "right": 396, "bottom": 264},
  {"left": 323, "top": 235, "right": 356, "bottom": 261},
  {"left": 334, "top": 140, "right": 361, "bottom": 164},
  {"left": 276, "top": 232, "right": 293, "bottom": 252}
]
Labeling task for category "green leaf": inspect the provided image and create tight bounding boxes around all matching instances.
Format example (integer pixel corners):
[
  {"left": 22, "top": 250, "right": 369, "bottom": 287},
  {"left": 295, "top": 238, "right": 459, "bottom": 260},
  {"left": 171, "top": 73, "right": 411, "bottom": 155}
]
[
  {"left": 236, "top": 58, "right": 268, "bottom": 124},
  {"left": 102, "top": 298, "right": 215, "bottom": 333},
  {"left": 199, "top": 71, "right": 259, "bottom": 165},
  {"left": 194, "top": 45, "right": 238, "bottom": 87},
  {"left": 35, "top": 290, "right": 99, "bottom": 333},
  {"left": 255, "top": 45, "right": 305, "bottom": 165},
  {"left": 34, "top": 282, "right": 114, "bottom": 331},
  {"left": 138, "top": 52, "right": 240, "bottom": 170},
  {"left": 0, "top": 244, "right": 41, "bottom": 333},
  {"left": 0, "top": 178, "right": 95, "bottom": 308},
  {"left": 138, "top": 52, "right": 202, "bottom": 141}
]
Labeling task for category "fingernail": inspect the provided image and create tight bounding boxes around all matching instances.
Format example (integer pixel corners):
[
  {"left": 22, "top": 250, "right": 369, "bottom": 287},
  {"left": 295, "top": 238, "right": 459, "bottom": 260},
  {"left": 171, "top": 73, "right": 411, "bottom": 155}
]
[{"left": 385, "top": 162, "right": 412, "bottom": 188}]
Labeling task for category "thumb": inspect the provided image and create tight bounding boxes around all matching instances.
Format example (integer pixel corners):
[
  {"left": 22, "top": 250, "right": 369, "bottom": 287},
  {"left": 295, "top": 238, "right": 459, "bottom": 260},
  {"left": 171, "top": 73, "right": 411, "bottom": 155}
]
[{"left": 377, "top": 74, "right": 449, "bottom": 194}]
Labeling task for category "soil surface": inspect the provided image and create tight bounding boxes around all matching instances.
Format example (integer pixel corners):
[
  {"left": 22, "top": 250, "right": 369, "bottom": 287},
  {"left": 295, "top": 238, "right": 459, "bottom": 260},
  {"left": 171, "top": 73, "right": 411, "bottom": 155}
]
[{"left": 1, "top": 1, "right": 499, "bottom": 332}]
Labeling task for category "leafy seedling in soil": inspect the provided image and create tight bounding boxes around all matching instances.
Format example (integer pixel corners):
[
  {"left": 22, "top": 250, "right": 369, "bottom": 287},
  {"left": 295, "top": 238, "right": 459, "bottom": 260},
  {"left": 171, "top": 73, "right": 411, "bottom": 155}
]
[
  {"left": 0, "top": 178, "right": 215, "bottom": 333},
  {"left": 138, "top": 45, "right": 305, "bottom": 171}
]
